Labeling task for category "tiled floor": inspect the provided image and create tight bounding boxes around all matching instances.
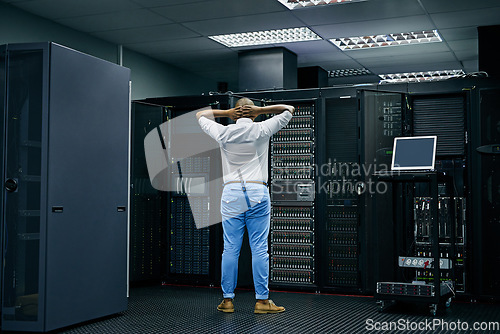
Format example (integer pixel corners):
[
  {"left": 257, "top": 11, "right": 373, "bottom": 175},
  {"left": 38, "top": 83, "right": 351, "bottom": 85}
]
[{"left": 56, "top": 285, "right": 500, "bottom": 334}]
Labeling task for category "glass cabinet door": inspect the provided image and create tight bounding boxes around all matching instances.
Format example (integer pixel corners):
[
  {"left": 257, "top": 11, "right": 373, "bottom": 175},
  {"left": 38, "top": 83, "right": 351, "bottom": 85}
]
[
  {"left": 2, "top": 49, "right": 44, "bottom": 325},
  {"left": 0, "top": 46, "right": 5, "bottom": 306}
]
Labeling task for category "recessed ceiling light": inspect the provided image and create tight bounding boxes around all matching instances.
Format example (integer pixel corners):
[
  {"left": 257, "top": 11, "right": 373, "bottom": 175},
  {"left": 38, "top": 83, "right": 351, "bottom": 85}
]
[
  {"left": 331, "top": 30, "right": 442, "bottom": 51},
  {"left": 208, "top": 27, "right": 321, "bottom": 47},
  {"left": 277, "top": 0, "right": 366, "bottom": 10},
  {"left": 379, "top": 70, "right": 465, "bottom": 84},
  {"left": 329, "top": 68, "right": 372, "bottom": 77}
]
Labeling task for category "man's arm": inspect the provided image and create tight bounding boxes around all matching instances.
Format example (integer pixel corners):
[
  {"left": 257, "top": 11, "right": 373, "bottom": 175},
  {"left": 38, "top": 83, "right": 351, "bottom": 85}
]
[
  {"left": 196, "top": 107, "right": 242, "bottom": 121},
  {"left": 249, "top": 104, "right": 294, "bottom": 138},
  {"left": 241, "top": 104, "right": 294, "bottom": 118}
]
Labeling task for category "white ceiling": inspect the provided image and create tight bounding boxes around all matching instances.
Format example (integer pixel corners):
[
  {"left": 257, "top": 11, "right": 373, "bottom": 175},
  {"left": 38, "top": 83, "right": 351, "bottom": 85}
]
[{"left": 3, "top": 0, "right": 500, "bottom": 88}]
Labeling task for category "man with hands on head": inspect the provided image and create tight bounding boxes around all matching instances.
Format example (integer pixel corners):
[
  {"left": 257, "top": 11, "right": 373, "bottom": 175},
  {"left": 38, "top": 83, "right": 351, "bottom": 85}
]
[{"left": 196, "top": 97, "right": 294, "bottom": 314}]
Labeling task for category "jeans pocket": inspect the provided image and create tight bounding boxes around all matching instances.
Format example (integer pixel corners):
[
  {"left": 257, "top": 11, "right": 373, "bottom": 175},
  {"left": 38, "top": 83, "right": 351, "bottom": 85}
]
[
  {"left": 221, "top": 193, "right": 245, "bottom": 219},
  {"left": 247, "top": 190, "right": 270, "bottom": 217},
  {"left": 221, "top": 194, "right": 238, "bottom": 204},
  {"left": 247, "top": 189, "right": 268, "bottom": 204}
]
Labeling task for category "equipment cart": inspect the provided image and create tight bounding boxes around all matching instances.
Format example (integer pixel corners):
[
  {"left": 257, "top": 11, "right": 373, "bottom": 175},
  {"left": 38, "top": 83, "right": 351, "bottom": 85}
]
[{"left": 373, "top": 171, "right": 456, "bottom": 316}]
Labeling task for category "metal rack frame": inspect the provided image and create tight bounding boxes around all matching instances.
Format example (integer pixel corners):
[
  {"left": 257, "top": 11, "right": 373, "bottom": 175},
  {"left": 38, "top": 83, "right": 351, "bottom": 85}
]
[{"left": 373, "top": 171, "right": 455, "bottom": 315}]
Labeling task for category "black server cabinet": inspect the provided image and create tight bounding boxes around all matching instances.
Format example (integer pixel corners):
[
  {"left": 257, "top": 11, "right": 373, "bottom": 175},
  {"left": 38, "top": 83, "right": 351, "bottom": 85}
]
[
  {"left": 0, "top": 43, "right": 130, "bottom": 332},
  {"left": 323, "top": 93, "right": 361, "bottom": 292},
  {"left": 471, "top": 87, "right": 500, "bottom": 298},
  {"left": 359, "top": 90, "right": 406, "bottom": 294}
]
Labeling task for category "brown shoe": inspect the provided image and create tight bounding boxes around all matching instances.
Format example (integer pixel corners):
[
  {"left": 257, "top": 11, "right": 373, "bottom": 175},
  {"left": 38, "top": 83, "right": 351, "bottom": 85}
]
[
  {"left": 217, "top": 299, "right": 234, "bottom": 313},
  {"left": 254, "top": 300, "right": 285, "bottom": 314}
]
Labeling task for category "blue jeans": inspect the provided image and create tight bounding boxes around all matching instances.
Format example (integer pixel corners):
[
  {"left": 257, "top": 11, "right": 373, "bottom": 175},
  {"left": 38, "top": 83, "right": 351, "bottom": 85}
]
[{"left": 220, "top": 182, "right": 270, "bottom": 300}]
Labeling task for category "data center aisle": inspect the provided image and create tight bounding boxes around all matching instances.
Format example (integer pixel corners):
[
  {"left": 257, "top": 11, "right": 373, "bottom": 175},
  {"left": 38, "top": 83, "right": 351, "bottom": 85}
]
[{"left": 52, "top": 285, "right": 499, "bottom": 334}]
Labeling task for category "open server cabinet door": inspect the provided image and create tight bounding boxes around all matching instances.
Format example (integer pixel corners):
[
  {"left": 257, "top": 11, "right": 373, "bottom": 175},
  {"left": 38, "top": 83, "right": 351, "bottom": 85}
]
[
  {"left": 0, "top": 44, "right": 5, "bottom": 308},
  {"left": 358, "top": 90, "right": 407, "bottom": 293},
  {"left": 138, "top": 95, "right": 232, "bottom": 287},
  {"left": 1, "top": 42, "right": 130, "bottom": 332},
  {"left": 44, "top": 43, "right": 130, "bottom": 331}
]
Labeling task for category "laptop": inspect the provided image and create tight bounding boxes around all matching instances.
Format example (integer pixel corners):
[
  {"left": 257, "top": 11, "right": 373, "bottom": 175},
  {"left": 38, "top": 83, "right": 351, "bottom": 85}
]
[{"left": 391, "top": 136, "right": 437, "bottom": 172}]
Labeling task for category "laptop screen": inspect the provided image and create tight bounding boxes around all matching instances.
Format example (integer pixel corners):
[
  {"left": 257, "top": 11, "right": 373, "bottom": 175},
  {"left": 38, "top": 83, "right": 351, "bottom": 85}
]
[{"left": 391, "top": 136, "right": 437, "bottom": 171}]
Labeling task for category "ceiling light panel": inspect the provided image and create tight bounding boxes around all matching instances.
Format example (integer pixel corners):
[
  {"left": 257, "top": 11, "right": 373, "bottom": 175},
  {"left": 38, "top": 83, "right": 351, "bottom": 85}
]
[
  {"left": 277, "top": 0, "right": 365, "bottom": 10},
  {"left": 331, "top": 30, "right": 442, "bottom": 51},
  {"left": 379, "top": 70, "right": 465, "bottom": 84},
  {"left": 329, "top": 68, "right": 372, "bottom": 77},
  {"left": 208, "top": 27, "right": 321, "bottom": 47}
]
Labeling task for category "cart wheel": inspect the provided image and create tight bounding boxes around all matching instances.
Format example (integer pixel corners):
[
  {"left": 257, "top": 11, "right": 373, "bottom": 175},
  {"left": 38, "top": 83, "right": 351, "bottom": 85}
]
[
  {"left": 376, "top": 300, "right": 384, "bottom": 312},
  {"left": 429, "top": 304, "right": 437, "bottom": 316},
  {"left": 445, "top": 297, "right": 452, "bottom": 308}
]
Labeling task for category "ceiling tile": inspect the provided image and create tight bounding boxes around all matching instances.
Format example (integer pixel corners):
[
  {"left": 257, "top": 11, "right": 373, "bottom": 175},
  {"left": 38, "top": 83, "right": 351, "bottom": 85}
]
[
  {"left": 272, "top": 40, "right": 337, "bottom": 55},
  {"left": 453, "top": 49, "right": 478, "bottom": 62},
  {"left": 462, "top": 59, "right": 478, "bottom": 72},
  {"left": 431, "top": 7, "right": 500, "bottom": 29},
  {"left": 438, "top": 27, "right": 477, "bottom": 42},
  {"left": 447, "top": 39, "right": 476, "bottom": 52},
  {"left": 156, "top": 48, "right": 237, "bottom": 64},
  {"left": 359, "top": 52, "right": 458, "bottom": 68},
  {"left": 126, "top": 37, "right": 226, "bottom": 55},
  {"left": 151, "top": 0, "right": 285, "bottom": 22},
  {"left": 299, "top": 51, "right": 353, "bottom": 63},
  {"left": 301, "top": 59, "right": 364, "bottom": 70},
  {"left": 131, "top": 0, "right": 207, "bottom": 7},
  {"left": 92, "top": 24, "right": 200, "bottom": 45},
  {"left": 293, "top": 0, "right": 424, "bottom": 26},
  {"left": 55, "top": 9, "right": 172, "bottom": 33},
  {"left": 14, "top": 0, "right": 141, "bottom": 19},
  {"left": 183, "top": 12, "right": 304, "bottom": 36},
  {"left": 420, "top": 0, "right": 500, "bottom": 13}
]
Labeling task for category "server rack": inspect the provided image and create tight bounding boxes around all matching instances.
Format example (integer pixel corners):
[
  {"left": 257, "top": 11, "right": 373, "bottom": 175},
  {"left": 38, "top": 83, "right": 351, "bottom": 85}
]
[
  {"left": 374, "top": 172, "right": 455, "bottom": 316},
  {"left": 130, "top": 102, "right": 165, "bottom": 284},
  {"left": 168, "top": 152, "right": 211, "bottom": 279},
  {"left": 269, "top": 99, "right": 318, "bottom": 288},
  {"left": 139, "top": 94, "right": 235, "bottom": 286},
  {"left": 361, "top": 87, "right": 474, "bottom": 314},
  {"left": 409, "top": 92, "right": 469, "bottom": 295},
  {"left": 1, "top": 42, "right": 130, "bottom": 332},
  {"left": 323, "top": 92, "right": 361, "bottom": 292},
  {"left": 470, "top": 86, "right": 500, "bottom": 298}
]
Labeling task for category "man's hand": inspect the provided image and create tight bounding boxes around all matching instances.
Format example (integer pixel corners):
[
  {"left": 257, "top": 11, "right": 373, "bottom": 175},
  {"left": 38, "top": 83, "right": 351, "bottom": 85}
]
[
  {"left": 241, "top": 105, "right": 261, "bottom": 119},
  {"left": 227, "top": 107, "right": 243, "bottom": 121}
]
